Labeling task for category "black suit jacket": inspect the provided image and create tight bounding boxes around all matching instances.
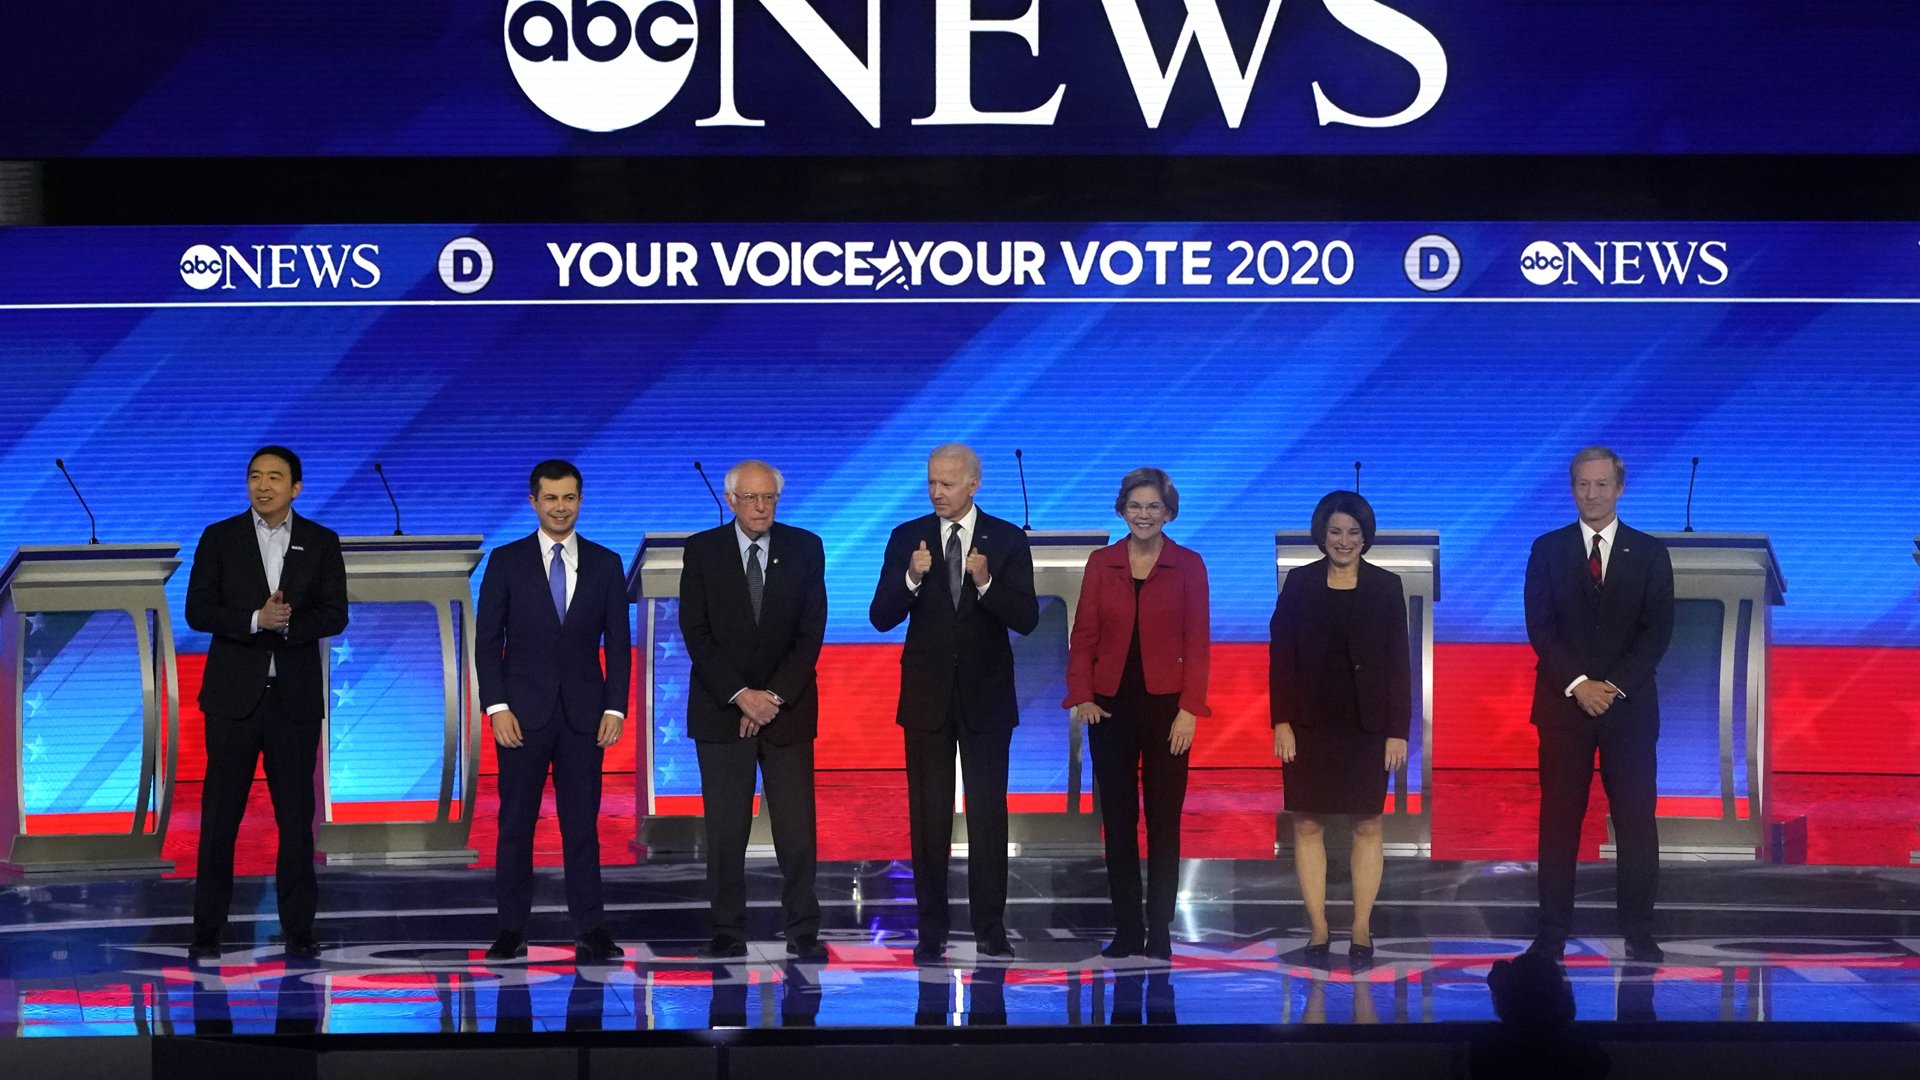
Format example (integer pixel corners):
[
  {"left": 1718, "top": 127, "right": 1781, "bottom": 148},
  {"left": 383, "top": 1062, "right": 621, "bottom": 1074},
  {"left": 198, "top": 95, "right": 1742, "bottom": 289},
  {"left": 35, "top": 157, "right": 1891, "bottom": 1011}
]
[
  {"left": 868, "top": 509, "right": 1039, "bottom": 732},
  {"left": 184, "top": 510, "right": 349, "bottom": 723},
  {"left": 1523, "top": 521, "right": 1675, "bottom": 729},
  {"left": 1268, "top": 557, "right": 1412, "bottom": 738},
  {"left": 476, "top": 532, "right": 633, "bottom": 734},
  {"left": 678, "top": 520, "right": 828, "bottom": 745}
]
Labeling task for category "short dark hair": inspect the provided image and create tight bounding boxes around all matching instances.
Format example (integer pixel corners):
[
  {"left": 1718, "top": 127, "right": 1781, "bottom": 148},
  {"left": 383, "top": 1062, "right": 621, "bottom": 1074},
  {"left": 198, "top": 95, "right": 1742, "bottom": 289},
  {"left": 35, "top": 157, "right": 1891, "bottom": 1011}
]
[
  {"left": 249, "top": 445, "right": 302, "bottom": 485},
  {"left": 1310, "top": 489, "right": 1377, "bottom": 554},
  {"left": 1113, "top": 467, "right": 1179, "bottom": 521},
  {"left": 529, "top": 459, "right": 583, "bottom": 496},
  {"left": 1487, "top": 953, "right": 1577, "bottom": 1027}
]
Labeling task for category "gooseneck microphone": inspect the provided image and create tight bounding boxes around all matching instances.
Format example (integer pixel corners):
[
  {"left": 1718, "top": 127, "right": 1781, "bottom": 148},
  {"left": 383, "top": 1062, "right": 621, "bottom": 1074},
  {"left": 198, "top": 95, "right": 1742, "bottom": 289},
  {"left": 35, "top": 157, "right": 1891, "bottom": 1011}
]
[
  {"left": 1353, "top": 460, "right": 1363, "bottom": 494},
  {"left": 1684, "top": 456, "right": 1699, "bottom": 532},
  {"left": 1014, "top": 448, "right": 1032, "bottom": 530},
  {"left": 373, "top": 462, "right": 404, "bottom": 536},
  {"left": 54, "top": 459, "right": 100, "bottom": 544},
  {"left": 693, "top": 461, "right": 725, "bottom": 523}
]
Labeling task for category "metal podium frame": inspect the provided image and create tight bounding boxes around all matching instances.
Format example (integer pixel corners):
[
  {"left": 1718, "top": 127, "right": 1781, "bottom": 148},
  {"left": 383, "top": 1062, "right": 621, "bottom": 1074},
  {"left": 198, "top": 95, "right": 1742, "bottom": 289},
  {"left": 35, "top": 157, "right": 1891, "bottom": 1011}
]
[
  {"left": 1602, "top": 533, "right": 1785, "bottom": 863},
  {"left": 626, "top": 529, "right": 1110, "bottom": 861},
  {"left": 1272, "top": 530, "right": 1439, "bottom": 859},
  {"left": 315, "top": 536, "right": 484, "bottom": 866},
  {"left": 0, "top": 544, "right": 182, "bottom": 881}
]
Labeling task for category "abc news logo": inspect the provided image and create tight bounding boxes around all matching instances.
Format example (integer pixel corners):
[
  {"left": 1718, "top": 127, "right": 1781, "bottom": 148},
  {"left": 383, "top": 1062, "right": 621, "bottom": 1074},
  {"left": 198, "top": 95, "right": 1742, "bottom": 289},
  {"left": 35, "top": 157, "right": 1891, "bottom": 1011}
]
[
  {"left": 176, "top": 239, "right": 494, "bottom": 295},
  {"left": 1519, "top": 240, "right": 1729, "bottom": 287},
  {"left": 177, "top": 243, "right": 382, "bottom": 291}
]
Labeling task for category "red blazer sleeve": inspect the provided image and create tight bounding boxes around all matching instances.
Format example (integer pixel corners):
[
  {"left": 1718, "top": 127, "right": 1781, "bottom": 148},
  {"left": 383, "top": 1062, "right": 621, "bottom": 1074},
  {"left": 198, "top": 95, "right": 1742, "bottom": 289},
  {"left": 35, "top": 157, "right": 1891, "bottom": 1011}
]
[
  {"left": 1178, "top": 550, "right": 1212, "bottom": 717},
  {"left": 1063, "top": 550, "right": 1103, "bottom": 707}
]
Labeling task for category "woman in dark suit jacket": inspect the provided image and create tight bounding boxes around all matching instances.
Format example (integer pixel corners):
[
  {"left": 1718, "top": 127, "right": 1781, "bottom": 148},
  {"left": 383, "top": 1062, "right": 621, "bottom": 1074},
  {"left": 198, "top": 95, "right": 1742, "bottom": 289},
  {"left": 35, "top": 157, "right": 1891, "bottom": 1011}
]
[
  {"left": 1065, "top": 467, "right": 1211, "bottom": 961},
  {"left": 1269, "top": 490, "right": 1410, "bottom": 964}
]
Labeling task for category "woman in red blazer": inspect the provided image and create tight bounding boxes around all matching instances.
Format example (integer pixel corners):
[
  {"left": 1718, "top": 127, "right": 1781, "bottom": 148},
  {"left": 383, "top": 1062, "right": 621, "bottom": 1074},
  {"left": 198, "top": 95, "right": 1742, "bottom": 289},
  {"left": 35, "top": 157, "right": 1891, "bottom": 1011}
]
[{"left": 1064, "top": 467, "right": 1211, "bottom": 961}]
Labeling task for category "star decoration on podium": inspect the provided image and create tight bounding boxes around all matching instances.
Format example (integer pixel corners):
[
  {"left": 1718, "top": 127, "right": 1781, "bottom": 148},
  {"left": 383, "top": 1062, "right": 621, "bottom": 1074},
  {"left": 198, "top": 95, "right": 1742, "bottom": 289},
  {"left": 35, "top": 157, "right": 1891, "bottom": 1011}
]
[
  {"left": 331, "top": 639, "right": 355, "bottom": 667},
  {"left": 24, "top": 612, "right": 45, "bottom": 636},
  {"left": 331, "top": 682, "right": 356, "bottom": 710},
  {"left": 24, "top": 735, "right": 45, "bottom": 763},
  {"left": 23, "top": 692, "right": 43, "bottom": 718},
  {"left": 24, "top": 651, "right": 46, "bottom": 677}
]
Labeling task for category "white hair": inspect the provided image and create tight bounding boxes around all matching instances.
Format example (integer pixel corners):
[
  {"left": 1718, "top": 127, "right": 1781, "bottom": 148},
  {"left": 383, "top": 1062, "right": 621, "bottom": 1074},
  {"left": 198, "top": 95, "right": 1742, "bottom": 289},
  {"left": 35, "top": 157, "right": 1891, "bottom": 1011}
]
[
  {"left": 723, "top": 459, "right": 786, "bottom": 495},
  {"left": 927, "top": 442, "right": 981, "bottom": 480}
]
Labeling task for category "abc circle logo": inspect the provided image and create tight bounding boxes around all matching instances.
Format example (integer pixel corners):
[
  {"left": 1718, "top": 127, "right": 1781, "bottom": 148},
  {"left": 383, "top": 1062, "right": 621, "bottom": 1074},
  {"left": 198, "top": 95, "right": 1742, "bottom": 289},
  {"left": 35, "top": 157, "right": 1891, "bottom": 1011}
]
[
  {"left": 1403, "top": 234, "right": 1460, "bottom": 292},
  {"left": 505, "top": 0, "right": 698, "bottom": 132},
  {"left": 1519, "top": 241, "right": 1565, "bottom": 286},
  {"left": 179, "top": 244, "right": 223, "bottom": 290},
  {"left": 438, "top": 237, "right": 495, "bottom": 295}
]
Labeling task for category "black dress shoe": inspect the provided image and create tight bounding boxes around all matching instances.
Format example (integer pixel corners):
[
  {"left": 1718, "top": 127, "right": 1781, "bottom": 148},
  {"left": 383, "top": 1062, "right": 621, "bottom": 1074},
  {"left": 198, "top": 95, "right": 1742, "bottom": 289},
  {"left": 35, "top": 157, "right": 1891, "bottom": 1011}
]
[
  {"left": 976, "top": 935, "right": 1016, "bottom": 960},
  {"left": 706, "top": 934, "right": 748, "bottom": 959},
  {"left": 186, "top": 938, "right": 222, "bottom": 963},
  {"left": 575, "top": 927, "right": 624, "bottom": 963},
  {"left": 911, "top": 940, "right": 946, "bottom": 965},
  {"left": 1623, "top": 936, "right": 1665, "bottom": 964},
  {"left": 1526, "top": 936, "right": 1566, "bottom": 962},
  {"left": 1101, "top": 936, "right": 1143, "bottom": 959},
  {"left": 785, "top": 934, "right": 829, "bottom": 960},
  {"left": 485, "top": 930, "right": 529, "bottom": 961},
  {"left": 1143, "top": 927, "right": 1173, "bottom": 962},
  {"left": 284, "top": 934, "right": 322, "bottom": 961}
]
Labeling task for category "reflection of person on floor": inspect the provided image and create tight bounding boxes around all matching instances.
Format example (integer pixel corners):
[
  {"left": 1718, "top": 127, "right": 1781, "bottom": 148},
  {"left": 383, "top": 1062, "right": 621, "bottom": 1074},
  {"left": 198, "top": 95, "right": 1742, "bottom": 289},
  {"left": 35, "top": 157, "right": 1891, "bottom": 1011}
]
[
  {"left": 1111, "top": 969, "right": 1181, "bottom": 1025},
  {"left": 1471, "top": 953, "right": 1611, "bottom": 1079},
  {"left": 1270, "top": 491, "right": 1411, "bottom": 964},
  {"left": 780, "top": 960, "right": 824, "bottom": 1027},
  {"left": 710, "top": 965, "right": 753, "bottom": 1027},
  {"left": 1301, "top": 974, "right": 1380, "bottom": 1025},
  {"left": 967, "top": 964, "right": 1008, "bottom": 1026},
  {"left": 916, "top": 969, "right": 955, "bottom": 1026},
  {"left": 1064, "top": 467, "right": 1210, "bottom": 962}
]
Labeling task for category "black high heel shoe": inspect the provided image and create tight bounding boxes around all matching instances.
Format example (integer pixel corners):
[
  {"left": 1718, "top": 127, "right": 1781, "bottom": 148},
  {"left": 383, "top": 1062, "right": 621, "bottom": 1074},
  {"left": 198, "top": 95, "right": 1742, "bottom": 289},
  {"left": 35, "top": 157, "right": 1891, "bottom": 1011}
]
[
  {"left": 1348, "top": 931, "right": 1375, "bottom": 967},
  {"left": 1301, "top": 934, "right": 1332, "bottom": 965}
]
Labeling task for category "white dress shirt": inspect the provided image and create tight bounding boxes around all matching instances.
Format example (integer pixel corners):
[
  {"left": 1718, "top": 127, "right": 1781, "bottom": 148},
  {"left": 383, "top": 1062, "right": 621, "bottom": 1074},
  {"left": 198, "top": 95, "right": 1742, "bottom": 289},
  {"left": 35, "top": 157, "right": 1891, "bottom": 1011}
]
[
  {"left": 249, "top": 508, "right": 293, "bottom": 674},
  {"left": 1566, "top": 516, "right": 1623, "bottom": 698}
]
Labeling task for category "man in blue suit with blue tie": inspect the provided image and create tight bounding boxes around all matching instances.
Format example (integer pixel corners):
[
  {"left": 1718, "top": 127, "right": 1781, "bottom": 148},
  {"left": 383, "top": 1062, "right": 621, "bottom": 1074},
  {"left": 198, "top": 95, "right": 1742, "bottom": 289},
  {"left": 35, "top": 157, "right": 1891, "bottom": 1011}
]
[{"left": 477, "top": 460, "right": 631, "bottom": 963}]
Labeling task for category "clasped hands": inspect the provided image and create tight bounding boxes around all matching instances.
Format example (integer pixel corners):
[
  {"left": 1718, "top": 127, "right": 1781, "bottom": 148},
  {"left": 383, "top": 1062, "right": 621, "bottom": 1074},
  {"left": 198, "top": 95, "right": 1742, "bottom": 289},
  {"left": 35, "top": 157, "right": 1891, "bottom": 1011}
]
[
  {"left": 906, "top": 540, "right": 989, "bottom": 588},
  {"left": 1070, "top": 702, "right": 1197, "bottom": 756},
  {"left": 256, "top": 590, "right": 292, "bottom": 632},
  {"left": 1573, "top": 678, "right": 1623, "bottom": 717},
  {"left": 736, "top": 689, "right": 781, "bottom": 738}
]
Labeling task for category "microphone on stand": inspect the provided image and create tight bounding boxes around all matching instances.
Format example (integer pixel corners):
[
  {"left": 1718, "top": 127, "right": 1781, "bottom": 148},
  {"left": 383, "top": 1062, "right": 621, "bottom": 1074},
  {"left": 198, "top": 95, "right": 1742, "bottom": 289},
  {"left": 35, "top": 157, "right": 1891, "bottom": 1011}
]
[
  {"left": 373, "top": 462, "right": 404, "bottom": 535},
  {"left": 1684, "top": 456, "right": 1699, "bottom": 532},
  {"left": 1353, "top": 460, "right": 1363, "bottom": 494},
  {"left": 54, "top": 459, "right": 100, "bottom": 544},
  {"left": 1014, "top": 448, "right": 1032, "bottom": 530},
  {"left": 693, "top": 461, "right": 725, "bottom": 523}
]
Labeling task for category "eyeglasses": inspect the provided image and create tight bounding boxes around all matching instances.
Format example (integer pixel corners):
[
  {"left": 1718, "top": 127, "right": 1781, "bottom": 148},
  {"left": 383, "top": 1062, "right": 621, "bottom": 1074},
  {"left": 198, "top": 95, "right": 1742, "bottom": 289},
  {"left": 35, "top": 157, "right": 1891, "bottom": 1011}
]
[
  {"left": 1124, "top": 502, "right": 1166, "bottom": 515},
  {"left": 734, "top": 493, "right": 779, "bottom": 507}
]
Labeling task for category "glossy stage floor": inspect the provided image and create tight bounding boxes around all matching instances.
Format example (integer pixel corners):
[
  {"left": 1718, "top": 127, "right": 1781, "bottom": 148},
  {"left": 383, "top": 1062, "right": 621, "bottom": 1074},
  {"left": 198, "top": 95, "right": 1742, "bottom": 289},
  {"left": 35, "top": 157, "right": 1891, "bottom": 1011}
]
[{"left": 4, "top": 854, "right": 1920, "bottom": 1079}]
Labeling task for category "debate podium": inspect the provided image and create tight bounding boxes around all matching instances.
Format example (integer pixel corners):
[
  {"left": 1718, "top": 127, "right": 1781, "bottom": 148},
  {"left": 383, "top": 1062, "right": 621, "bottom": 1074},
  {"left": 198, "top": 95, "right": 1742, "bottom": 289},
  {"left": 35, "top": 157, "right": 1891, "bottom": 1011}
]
[
  {"left": 0, "top": 545, "right": 182, "bottom": 881},
  {"left": 1272, "top": 531, "right": 1438, "bottom": 858},
  {"left": 626, "top": 529, "right": 1109, "bottom": 861},
  {"left": 314, "top": 536, "right": 484, "bottom": 866},
  {"left": 1912, "top": 536, "right": 1918, "bottom": 866},
  {"left": 1601, "top": 533, "right": 1785, "bottom": 862}
]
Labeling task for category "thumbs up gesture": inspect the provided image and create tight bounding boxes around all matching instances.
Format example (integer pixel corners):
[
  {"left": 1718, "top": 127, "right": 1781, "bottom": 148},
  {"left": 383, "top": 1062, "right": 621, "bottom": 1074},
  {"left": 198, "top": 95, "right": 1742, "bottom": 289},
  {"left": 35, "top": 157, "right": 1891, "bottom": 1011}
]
[
  {"left": 966, "top": 547, "right": 990, "bottom": 587},
  {"left": 908, "top": 539, "right": 933, "bottom": 585},
  {"left": 259, "top": 589, "right": 293, "bottom": 632}
]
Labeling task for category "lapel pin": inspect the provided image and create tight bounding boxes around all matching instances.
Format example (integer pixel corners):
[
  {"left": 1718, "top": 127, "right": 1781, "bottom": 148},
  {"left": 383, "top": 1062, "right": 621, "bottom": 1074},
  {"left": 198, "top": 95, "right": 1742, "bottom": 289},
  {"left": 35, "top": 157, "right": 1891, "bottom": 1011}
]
[{"left": 290, "top": 545, "right": 306, "bottom": 552}]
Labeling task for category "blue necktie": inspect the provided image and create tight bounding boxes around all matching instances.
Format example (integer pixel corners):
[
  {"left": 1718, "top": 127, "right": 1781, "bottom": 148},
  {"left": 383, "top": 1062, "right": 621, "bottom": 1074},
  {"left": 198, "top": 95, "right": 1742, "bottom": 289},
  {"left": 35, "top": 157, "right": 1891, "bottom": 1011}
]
[{"left": 548, "top": 542, "right": 567, "bottom": 621}]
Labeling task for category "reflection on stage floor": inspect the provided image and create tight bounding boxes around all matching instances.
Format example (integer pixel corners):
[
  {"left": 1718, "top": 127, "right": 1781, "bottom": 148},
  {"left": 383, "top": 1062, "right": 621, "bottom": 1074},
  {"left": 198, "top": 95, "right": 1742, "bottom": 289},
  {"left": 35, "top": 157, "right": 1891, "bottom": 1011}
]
[{"left": 4, "top": 858, "right": 1920, "bottom": 1036}]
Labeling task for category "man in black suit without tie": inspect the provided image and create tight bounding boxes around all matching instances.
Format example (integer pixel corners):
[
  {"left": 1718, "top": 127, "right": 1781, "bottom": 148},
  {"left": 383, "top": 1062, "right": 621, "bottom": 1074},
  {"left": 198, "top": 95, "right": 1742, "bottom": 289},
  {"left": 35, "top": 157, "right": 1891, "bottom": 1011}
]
[
  {"left": 477, "top": 459, "right": 631, "bottom": 964},
  {"left": 1525, "top": 446, "right": 1675, "bottom": 964},
  {"left": 869, "top": 443, "right": 1039, "bottom": 963},
  {"left": 679, "top": 459, "right": 829, "bottom": 960},
  {"left": 184, "top": 446, "right": 349, "bottom": 963}
]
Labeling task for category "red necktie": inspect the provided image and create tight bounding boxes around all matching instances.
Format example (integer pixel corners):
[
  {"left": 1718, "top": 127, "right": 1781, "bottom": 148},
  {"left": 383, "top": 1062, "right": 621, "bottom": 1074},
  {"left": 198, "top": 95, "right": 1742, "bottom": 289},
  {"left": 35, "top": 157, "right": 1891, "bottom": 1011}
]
[{"left": 1588, "top": 534, "right": 1604, "bottom": 590}]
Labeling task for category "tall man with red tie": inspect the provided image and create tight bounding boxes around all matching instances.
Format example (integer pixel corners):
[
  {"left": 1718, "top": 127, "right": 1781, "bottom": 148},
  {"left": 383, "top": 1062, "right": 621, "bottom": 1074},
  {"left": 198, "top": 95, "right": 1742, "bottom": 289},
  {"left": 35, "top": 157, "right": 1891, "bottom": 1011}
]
[
  {"left": 1524, "top": 446, "right": 1675, "bottom": 964},
  {"left": 477, "top": 460, "right": 631, "bottom": 963},
  {"left": 869, "top": 444, "right": 1039, "bottom": 964}
]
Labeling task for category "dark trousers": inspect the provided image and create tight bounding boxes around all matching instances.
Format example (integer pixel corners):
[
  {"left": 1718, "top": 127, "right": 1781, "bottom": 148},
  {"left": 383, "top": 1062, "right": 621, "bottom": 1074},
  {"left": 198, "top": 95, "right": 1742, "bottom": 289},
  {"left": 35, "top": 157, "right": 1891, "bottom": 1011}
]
[
  {"left": 495, "top": 702, "right": 606, "bottom": 933},
  {"left": 1088, "top": 694, "right": 1190, "bottom": 937},
  {"left": 1536, "top": 712, "right": 1659, "bottom": 941},
  {"left": 193, "top": 682, "right": 320, "bottom": 940},
  {"left": 695, "top": 735, "right": 821, "bottom": 939},
  {"left": 904, "top": 709, "right": 1012, "bottom": 943}
]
